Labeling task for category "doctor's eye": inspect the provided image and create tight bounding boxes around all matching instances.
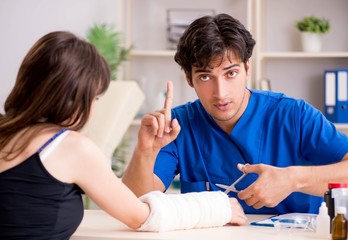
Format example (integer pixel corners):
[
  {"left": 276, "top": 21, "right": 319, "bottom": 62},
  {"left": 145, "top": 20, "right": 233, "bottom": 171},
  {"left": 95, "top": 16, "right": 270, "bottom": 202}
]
[
  {"left": 200, "top": 75, "right": 211, "bottom": 82},
  {"left": 227, "top": 71, "right": 238, "bottom": 78}
]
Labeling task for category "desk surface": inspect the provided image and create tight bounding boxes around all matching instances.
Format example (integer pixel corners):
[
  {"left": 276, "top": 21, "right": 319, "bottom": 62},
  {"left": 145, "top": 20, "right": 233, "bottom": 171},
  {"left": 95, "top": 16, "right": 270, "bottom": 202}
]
[{"left": 71, "top": 210, "right": 323, "bottom": 240}]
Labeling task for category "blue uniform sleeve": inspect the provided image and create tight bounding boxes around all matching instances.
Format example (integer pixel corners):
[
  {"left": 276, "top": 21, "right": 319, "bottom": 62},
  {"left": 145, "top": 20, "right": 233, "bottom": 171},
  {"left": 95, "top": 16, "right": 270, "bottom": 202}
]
[
  {"left": 154, "top": 141, "right": 179, "bottom": 190},
  {"left": 298, "top": 100, "right": 348, "bottom": 164}
]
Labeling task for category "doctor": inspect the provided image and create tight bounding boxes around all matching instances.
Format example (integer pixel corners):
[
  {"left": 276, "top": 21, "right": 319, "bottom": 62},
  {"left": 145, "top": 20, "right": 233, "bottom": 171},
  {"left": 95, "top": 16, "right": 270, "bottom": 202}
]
[{"left": 123, "top": 13, "right": 348, "bottom": 214}]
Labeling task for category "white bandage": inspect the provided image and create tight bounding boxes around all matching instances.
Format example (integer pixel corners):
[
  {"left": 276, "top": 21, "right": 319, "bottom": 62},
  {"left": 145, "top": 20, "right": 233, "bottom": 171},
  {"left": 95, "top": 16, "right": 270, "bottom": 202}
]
[{"left": 136, "top": 191, "right": 232, "bottom": 232}]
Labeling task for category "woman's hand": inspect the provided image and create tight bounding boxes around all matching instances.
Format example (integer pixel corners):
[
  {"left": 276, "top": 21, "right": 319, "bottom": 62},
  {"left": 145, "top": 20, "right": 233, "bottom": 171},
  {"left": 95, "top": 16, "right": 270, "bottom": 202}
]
[{"left": 228, "top": 197, "right": 248, "bottom": 225}]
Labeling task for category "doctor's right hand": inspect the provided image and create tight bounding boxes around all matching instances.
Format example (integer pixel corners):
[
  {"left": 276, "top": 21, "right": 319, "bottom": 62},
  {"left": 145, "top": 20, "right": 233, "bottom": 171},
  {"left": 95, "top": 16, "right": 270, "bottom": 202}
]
[{"left": 137, "top": 81, "right": 181, "bottom": 153}]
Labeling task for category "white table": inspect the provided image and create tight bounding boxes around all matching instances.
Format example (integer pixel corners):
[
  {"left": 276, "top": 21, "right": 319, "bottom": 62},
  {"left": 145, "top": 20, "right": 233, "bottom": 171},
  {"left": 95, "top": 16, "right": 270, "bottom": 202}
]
[{"left": 71, "top": 210, "right": 323, "bottom": 240}]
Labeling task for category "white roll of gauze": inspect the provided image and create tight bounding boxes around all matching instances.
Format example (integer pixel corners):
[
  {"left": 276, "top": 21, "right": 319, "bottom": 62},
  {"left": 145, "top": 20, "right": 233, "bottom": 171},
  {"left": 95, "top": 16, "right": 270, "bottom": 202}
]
[{"left": 137, "top": 191, "right": 232, "bottom": 232}]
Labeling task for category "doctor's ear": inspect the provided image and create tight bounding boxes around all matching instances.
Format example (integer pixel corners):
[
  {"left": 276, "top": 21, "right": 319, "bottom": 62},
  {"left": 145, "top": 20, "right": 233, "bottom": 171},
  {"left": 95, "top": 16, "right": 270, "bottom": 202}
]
[
  {"left": 185, "top": 72, "right": 194, "bottom": 87},
  {"left": 245, "top": 60, "right": 251, "bottom": 76}
]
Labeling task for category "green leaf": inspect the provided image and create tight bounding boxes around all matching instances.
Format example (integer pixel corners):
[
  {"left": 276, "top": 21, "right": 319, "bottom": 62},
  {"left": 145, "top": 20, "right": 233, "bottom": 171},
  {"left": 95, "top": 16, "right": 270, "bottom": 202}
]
[
  {"left": 86, "top": 23, "right": 132, "bottom": 80},
  {"left": 295, "top": 16, "right": 330, "bottom": 34}
]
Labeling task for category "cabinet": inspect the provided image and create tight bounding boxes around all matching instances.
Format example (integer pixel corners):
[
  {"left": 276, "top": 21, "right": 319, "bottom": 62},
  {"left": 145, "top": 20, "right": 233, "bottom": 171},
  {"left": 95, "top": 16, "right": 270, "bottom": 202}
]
[
  {"left": 123, "top": 0, "right": 348, "bottom": 119},
  {"left": 123, "top": 0, "right": 252, "bottom": 116},
  {"left": 254, "top": 0, "right": 348, "bottom": 132},
  {"left": 119, "top": 0, "right": 348, "bottom": 161}
]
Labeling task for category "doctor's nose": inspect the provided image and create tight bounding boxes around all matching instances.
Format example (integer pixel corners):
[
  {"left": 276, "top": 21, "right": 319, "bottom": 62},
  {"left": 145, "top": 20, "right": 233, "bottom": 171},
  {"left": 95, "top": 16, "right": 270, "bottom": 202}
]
[{"left": 214, "top": 77, "right": 229, "bottom": 98}]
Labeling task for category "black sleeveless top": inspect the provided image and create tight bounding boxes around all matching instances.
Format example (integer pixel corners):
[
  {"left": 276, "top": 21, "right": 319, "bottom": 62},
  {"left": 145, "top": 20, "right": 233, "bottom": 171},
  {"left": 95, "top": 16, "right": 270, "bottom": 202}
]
[{"left": 0, "top": 130, "right": 84, "bottom": 239}]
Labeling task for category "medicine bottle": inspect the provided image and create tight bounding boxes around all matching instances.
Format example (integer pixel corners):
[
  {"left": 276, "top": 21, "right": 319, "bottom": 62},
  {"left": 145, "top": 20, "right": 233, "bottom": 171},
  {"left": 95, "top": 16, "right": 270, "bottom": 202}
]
[
  {"left": 316, "top": 202, "right": 330, "bottom": 238},
  {"left": 332, "top": 207, "right": 347, "bottom": 240},
  {"left": 324, "top": 182, "right": 348, "bottom": 230}
]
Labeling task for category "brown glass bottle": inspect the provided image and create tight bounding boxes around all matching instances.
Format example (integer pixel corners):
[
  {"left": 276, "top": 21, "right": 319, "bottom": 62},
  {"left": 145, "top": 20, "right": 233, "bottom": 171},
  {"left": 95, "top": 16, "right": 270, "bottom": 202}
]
[
  {"left": 324, "top": 182, "right": 348, "bottom": 231},
  {"left": 332, "top": 207, "right": 348, "bottom": 240}
]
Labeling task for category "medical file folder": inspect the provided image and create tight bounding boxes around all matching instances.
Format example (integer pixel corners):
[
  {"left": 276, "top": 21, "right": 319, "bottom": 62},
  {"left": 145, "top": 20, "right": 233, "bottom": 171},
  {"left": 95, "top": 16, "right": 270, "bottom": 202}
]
[
  {"left": 324, "top": 69, "right": 348, "bottom": 123},
  {"left": 324, "top": 70, "right": 336, "bottom": 122},
  {"left": 336, "top": 70, "right": 348, "bottom": 123}
]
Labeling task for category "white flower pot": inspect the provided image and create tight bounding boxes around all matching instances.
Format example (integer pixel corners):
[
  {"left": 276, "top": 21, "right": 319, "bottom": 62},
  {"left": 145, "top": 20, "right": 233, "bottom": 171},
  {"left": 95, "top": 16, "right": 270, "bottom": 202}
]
[{"left": 301, "top": 32, "right": 323, "bottom": 52}]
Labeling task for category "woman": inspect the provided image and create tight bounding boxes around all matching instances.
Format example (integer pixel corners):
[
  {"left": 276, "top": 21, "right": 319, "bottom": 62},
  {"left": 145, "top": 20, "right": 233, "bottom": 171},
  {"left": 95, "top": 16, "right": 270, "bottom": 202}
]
[{"left": 0, "top": 31, "right": 246, "bottom": 239}]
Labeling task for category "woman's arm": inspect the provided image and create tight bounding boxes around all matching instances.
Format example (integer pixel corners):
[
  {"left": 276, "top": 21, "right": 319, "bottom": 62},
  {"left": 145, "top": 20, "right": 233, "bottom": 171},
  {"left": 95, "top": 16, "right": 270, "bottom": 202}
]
[{"left": 69, "top": 133, "right": 247, "bottom": 231}]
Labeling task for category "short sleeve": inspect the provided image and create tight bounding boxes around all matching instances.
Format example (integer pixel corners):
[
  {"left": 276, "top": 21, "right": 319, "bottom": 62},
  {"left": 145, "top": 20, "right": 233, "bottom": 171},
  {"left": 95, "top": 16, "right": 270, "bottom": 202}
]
[
  {"left": 298, "top": 100, "right": 348, "bottom": 164},
  {"left": 154, "top": 141, "right": 179, "bottom": 190}
]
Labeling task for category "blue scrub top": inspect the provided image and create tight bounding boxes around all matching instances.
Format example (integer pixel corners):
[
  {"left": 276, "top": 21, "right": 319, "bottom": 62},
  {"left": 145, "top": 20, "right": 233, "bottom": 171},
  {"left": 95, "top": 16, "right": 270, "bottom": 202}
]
[{"left": 154, "top": 90, "right": 348, "bottom": 214}]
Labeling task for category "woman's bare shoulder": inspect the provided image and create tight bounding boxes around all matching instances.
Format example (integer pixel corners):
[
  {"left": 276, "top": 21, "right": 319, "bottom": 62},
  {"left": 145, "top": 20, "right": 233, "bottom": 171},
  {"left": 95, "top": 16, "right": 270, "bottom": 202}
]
[{"left": 63, "top": 130, "right": 106, "bottom": 160}]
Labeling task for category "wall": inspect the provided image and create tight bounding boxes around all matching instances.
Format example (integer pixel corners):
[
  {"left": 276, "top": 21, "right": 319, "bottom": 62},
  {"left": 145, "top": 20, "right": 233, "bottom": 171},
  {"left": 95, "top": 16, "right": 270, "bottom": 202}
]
[
  {"left": 2, "top": 0, "right": 347, "bottom": 115},
  {"left": 0, "top": 0, "right": 122, "bottom": 113}
]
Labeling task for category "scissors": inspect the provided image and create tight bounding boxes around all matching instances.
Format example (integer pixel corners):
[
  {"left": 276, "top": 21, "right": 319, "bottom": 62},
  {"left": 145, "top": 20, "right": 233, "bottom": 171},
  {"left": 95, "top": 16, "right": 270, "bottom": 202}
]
[{"left": 215, "top": 164, "right": 249, "bottom": 194}]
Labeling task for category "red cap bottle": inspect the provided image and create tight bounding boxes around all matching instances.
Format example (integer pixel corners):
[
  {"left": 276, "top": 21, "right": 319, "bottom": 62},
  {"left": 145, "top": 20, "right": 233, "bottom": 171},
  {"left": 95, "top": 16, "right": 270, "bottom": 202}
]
[{"left": 324, "top": 182, "right": 348, "bottom": 233}]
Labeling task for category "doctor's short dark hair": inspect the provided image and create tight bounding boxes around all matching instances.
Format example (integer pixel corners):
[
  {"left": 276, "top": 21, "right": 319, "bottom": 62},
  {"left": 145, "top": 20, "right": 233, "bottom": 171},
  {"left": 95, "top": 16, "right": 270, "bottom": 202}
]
[{"left": 174, "top": 13, "right": 256, "bottom": 83}]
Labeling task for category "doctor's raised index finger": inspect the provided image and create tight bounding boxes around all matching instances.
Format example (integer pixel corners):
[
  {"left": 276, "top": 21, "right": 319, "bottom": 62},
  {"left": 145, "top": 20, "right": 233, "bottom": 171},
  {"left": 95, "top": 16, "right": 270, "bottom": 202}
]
[
  {"left": 164, "top": 81, "right": 173, "bottom": 132},
  {"left": 164, "top": 81, "right": 173, "bottom": 111}
]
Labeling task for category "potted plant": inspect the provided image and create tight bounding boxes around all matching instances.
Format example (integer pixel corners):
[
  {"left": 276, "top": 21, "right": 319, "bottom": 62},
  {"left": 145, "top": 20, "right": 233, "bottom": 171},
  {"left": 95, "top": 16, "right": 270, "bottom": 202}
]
[
  {"left": 86, "top": 23, "right": 132, "bottom": 80},
  {"left": 295, "top": 16, "right": 330, "bottom": 52}
]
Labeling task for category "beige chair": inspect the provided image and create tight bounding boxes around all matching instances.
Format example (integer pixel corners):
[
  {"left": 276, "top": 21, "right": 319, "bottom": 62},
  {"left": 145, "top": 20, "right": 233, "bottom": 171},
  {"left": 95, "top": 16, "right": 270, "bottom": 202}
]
[{"left": 82, "top": 80, "right": 145, "bottom": 158}]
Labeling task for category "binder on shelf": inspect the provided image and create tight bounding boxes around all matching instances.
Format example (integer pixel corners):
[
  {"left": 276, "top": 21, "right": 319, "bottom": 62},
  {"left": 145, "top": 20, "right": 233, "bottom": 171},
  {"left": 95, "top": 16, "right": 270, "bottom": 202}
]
[
  {"left": 324, "top": 69, "right": 348, "bottom": 123},
  {"left": 324, "top": 70, "right": 337, "bottom": 122},
  {"left": 336, "top": 70, "right": 348, "bottom": 123},
  {"left": 166, "top": 9, "right": 215, "bottom": 50}
]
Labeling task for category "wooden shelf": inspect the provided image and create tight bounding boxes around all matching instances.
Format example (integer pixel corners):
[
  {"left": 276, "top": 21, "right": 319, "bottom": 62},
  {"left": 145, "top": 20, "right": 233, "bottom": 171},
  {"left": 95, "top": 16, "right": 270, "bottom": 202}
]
[
  {"left": 259, "top": 52, "right": 348, "bottom": 59},
  {"left": 130, "top": 50, "right": 176, "bottom": 57}
]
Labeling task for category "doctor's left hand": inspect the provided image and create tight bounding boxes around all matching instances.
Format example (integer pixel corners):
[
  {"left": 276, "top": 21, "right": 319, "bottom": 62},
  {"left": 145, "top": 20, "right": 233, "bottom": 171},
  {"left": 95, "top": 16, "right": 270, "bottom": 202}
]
[{"left": 237, "top": 163, "right": 294, "bottom": 209}]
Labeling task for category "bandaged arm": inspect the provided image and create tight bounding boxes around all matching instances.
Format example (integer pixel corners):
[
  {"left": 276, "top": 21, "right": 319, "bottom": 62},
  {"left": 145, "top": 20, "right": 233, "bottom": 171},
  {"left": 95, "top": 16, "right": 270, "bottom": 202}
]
[{"left": 137, "top": 191, "right": 232, "bottom": 232}]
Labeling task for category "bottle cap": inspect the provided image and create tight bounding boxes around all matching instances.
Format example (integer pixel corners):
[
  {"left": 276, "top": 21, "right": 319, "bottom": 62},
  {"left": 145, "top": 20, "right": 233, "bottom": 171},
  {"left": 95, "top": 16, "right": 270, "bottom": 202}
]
[
  {"left": 336, "top": 207, "right": 347, "bottom": 214},
  {"left": 328, "top": 183, "right": 348, "bottom": 189}
]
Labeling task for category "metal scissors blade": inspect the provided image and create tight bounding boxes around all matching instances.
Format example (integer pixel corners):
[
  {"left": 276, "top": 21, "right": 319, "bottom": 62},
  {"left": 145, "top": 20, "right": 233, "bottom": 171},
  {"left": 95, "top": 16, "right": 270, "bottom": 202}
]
[
  {"left": 215, "top": 164, "right": 249, "bottom": 194},
  {"left": 215, "top": 183, "right": 231, "bottom": 190}
]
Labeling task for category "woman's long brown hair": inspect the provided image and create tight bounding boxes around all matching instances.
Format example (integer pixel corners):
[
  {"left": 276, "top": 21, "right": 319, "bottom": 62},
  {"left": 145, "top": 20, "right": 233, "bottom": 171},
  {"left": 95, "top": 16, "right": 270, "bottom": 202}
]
[{"left": 0, "top": 31, "right": 110, "bottom": 161}]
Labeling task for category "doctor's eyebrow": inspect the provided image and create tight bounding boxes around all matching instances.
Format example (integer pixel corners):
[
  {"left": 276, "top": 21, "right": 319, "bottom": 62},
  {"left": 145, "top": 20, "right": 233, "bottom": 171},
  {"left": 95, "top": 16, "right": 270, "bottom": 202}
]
[
  {"left": 223, "top": 63, "right": 240, "bottom": 70},
  {"left": 193, "top": 63, "right": 240, "bottom": 73}
]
